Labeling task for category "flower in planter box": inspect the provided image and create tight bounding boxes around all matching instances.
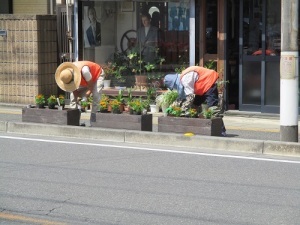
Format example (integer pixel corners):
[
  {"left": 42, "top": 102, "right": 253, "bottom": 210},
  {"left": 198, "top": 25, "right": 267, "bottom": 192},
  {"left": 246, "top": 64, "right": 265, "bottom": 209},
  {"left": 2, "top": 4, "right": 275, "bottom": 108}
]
[
  {"left": 188, "top": 108, "right": 198, "bottom": 118},
  {"left": 129, "top": 99, "right": 143, "bottom": 114},
  {"left": 99, "top": 97, "right": 109, "bottom": 112},
  {"left": 166, "top": 105, "right": 182, "bottom": 117},
  {"left": 80, "top": 100, "right": 89, "bottom": 112},
  {"left": 202, "top": 108, "right": 214, "bottom": 119},
  {"left": 47, "top": 95, "right": 56, "bottom": 104},
  {"left": 35, "top": 94, "right": 46, "bottom": 109},
  {"left": 47, "top": 95, "right": 57, "bottom": 109},
  {"left": 35, "top": 94, "right": 45, "bottom": 105},
  {"left": 58, "top": 94, "right": 65, "bottom": 105},
  {"left": 109, "top": 99, "right": 122, "bottom": 110}
]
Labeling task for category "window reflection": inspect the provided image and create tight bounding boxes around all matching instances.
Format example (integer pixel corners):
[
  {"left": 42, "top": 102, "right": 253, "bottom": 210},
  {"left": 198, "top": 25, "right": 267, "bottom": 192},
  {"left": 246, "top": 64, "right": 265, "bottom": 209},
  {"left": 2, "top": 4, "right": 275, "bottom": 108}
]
[
  {"left": 243, "top": 0, "right": 262, "bottom": 55},
  {"left": 82, "top": 1, "right": 190, "bottom": 68},
  {"left": 206, "top": 0, "right": 217, "bottom": 54},
  {"left": 266, "top": 0, "right": 281, "bottom": 56}
]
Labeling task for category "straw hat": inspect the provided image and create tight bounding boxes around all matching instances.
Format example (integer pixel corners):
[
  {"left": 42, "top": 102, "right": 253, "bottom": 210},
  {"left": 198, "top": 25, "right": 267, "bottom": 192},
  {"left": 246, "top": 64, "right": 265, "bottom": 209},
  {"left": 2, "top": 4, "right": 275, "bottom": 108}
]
[{"left": 55, "top": 62, "right": 81, "bottom": 92}]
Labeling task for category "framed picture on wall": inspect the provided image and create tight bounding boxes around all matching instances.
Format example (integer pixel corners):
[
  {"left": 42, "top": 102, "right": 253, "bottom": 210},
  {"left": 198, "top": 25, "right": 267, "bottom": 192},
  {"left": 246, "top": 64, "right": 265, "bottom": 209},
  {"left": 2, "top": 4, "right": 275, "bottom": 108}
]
[{"left": 121, "top": 2, "right": 134, "bottom": 12}]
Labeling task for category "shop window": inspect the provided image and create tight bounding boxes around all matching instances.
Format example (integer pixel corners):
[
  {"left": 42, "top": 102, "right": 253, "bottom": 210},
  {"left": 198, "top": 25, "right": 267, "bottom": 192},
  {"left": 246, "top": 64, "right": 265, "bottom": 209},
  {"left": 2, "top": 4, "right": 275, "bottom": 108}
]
[
  {"left": 242, "top": 0, "right": 262, "bottom": 55},
  {"left": 266, "top": 0, "right": 281, "bottom": 56},
  {"left": 82, "top": 2, "right": 117, "bottom": 64},
  {"left": 205, "top": 0, "right": 218, "bottom": 54},
  {"left": 136, "top": 1, "right": 190, "bottom": 68},
  {"left": 81, "top": 1, "right": 190, "bottom": 71}
]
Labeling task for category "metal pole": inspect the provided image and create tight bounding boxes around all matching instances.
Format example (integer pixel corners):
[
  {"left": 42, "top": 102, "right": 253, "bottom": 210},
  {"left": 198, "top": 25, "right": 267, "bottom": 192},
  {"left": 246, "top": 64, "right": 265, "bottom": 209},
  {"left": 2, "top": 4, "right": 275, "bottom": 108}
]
[
  {"left": 66, "top": 0, "right": 73, "bottom": 62},
  {"left": 74, "top": 0, "right": 78, "bottom": 61},
  {"left": 280, "top": 0, "right": 299, "bottom": 142},
  {"left": 189, "top": 0, "right": 195, "bottom": 66}
]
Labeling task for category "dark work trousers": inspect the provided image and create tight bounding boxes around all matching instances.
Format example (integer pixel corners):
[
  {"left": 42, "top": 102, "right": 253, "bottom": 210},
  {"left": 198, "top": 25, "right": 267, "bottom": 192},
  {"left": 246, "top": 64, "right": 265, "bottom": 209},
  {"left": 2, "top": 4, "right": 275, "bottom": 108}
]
[
  {"left": 193, "top": 83, "right": 226, "bottom": 133},
  {"left": 193, "top": 83, "right": 219, "bottom": 107}
]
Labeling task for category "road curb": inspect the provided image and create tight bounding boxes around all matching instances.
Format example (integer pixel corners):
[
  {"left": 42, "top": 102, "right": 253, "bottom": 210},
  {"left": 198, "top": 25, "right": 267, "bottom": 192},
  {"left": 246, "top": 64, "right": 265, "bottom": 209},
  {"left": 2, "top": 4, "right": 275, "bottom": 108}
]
[
  {"left": 0, "top": 121, "right": 7, "bottom": 132},
  {"left": 124, "top": 130, "right": 264, "bottom": 153},
  {"left": 2, "top": 121, "right": 300, "bottom": 157},
  {"left": 264, "top": 141, "right": 300, "bottom": 157}
]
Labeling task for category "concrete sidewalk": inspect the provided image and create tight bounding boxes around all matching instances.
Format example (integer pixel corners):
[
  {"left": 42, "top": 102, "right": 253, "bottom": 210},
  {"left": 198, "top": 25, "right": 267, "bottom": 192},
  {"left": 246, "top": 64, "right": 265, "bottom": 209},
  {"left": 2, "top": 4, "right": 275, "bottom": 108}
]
[{"left": 0, "top": 104, "right": 299, "bottom": 157}]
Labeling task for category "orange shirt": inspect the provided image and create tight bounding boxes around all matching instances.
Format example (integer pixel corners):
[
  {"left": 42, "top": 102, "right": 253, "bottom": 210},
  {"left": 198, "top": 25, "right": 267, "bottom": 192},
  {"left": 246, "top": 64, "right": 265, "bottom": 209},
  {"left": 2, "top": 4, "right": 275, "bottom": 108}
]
[
  {"left": 73, "top": 61, "right": 102, "bottom": 86},
  {"left": 181, "top": 67, "right": 219, "bottom": 95}
]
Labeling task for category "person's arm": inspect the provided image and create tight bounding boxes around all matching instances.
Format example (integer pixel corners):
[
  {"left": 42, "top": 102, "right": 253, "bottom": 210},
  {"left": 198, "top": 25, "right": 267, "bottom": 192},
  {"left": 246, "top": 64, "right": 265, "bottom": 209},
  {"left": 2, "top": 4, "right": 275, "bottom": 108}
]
[
  {"left": 85, "top": 80, "right": 94, "bottom": 97},
  {"left": 81, "top": 65, "right": 95, "bottom": 97}
]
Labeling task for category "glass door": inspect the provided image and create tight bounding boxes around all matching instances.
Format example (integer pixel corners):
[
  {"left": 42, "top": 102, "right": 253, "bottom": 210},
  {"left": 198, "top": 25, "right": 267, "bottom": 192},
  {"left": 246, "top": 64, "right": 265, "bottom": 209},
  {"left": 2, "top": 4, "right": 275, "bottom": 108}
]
[
  {"left": 240, "top": 0, "right": 263, "bottom": 112},
  {"left": 240, "top": 0, "right": 281, "bottom": 113}
]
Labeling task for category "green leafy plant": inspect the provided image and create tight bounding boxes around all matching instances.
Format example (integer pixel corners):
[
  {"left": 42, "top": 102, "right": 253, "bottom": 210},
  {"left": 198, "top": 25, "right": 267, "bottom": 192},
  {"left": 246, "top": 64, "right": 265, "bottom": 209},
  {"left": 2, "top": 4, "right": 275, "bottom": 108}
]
[
  {"left": 129, "top": 99, "right": 144, "bottom": 113},
  {"left": 146, "top": 86, "right": 157, "bottom": 104},
  {"left": 174, "top": 66, "right": 186, "bottom": 74},
  {"left": 47, "top": 95, "right": 56, "bottom": 104},
  {"left": 125, "top": 87, "right": 133, "bottom": 105},
  {"left": 161, "top": 90, "right": 179, "bottom": 106},
  {"left": 99, "top": 98, "right": 109, "bottom": 111},
  {"left": 202, "top": 108, "right": 214, "bottom": 119},
  {"left": 80, "top": 99, "right": 88, "bottom": 108},
  {"left": 115, "top": 89, "right": 125, "bottom": 104},
  {"left": 204, "top": 60, "right": 217, "bottom": 70},
  {"left": 58, "top": 94, "right": 65, "bottom": 105},
  {"left": 127, "top": 50, "right": 144, "bottom": 75},
  {"left": 166, "top": 105, "right": 182, "bottom": 117},
  {"left": 188, "top": 108, "right": 198, "bottom": 118},
  {"left": 88, "top": 96, "right": 93, "bottom": 104},
  {"left": 35, "top": 94, "right": 45, "bottom": 105},
  {"left": 144, "top": 62, "right": 156, "bottom": 73},
  {"left": 109, "top": 99, "right": 121, "bottom": 110}
]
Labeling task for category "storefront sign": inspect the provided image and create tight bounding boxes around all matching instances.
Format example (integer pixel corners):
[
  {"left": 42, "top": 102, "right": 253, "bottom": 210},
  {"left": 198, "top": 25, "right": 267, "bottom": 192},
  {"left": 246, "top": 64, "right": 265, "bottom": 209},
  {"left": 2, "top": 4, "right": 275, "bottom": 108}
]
[{"left": 280, "top": 54, "right": 297, "bottom": 79}]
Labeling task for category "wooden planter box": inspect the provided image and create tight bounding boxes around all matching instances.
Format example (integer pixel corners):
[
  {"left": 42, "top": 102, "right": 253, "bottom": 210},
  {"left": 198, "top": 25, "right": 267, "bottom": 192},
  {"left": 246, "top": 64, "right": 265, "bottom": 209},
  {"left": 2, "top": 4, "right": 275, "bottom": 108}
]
[
  {"left": 90, "top": 112, "right": 152, "bottom": 131},
  {"left": 22, "top": 107, "right": 80, "bottom": 126},
  {"left": 158, "top": 116, "right": 223, "bottom": 136}
]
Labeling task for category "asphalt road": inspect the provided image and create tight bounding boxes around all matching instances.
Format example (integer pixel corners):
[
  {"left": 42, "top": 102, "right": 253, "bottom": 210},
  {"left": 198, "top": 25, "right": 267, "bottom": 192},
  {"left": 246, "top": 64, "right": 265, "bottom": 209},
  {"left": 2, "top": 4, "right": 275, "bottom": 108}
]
[{"left": 1, "top": 133, "right": 300, "bottom": 225}]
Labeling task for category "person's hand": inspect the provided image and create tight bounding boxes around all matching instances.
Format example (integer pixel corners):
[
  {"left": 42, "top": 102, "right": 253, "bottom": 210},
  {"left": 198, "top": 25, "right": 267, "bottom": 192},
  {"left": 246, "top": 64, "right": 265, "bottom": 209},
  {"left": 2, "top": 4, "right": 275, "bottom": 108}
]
[{"left": 171, "top": 99, "right": 182, "bottom": 107}]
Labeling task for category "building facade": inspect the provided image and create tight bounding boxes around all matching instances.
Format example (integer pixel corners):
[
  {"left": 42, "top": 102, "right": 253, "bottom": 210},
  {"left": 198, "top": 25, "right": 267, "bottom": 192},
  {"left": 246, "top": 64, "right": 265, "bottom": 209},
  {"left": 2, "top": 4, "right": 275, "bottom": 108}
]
[{"left": 1, "top": 0, "right": 299, "bottom": 113}]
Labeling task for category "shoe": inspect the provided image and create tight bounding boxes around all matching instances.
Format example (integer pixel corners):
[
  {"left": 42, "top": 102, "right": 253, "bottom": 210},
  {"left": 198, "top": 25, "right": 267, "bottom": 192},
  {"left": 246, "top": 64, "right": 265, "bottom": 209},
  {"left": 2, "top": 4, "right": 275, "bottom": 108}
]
[
  {"left": 80, "top": 122, "right": 86, "bottom": 127},
  {"left": 221, "top": 131, "right": 226, "bottom": 137}
]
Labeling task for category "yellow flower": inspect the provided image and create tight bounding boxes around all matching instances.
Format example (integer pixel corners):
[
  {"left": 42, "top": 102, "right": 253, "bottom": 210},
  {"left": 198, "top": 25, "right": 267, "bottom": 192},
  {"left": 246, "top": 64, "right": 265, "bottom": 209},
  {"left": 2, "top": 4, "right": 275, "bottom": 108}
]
[{"left": 109, "top": 99, "right": 121, "bottom": 110}]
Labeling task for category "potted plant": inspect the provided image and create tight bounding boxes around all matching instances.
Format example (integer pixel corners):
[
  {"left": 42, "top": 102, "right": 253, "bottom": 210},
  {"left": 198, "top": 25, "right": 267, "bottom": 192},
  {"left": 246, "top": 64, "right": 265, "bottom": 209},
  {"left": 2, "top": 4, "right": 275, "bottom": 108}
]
[
  {"left": 156, "top": 90, "right": 178, "bottom": 114},
  {"left": 165, "top": 105, "right": 182, "bottom": 117},
  {"left": 127, "top": 50, "right": 148, "bottom": 90},
  {"left": 35, "top": 94, "right": 45, "bottom": 108},
  {"left": 188, "top": 108, "right": 198, "bottom": 118},
  {"left": 80, "top": 100, "right": 89, "bottom": 112},
  {"left": 107, "top": 51, "right": 130, "bottom": 87},
  {"left": 99, "top": 98, "right": 109, "bottom": 113},
  {"left": 124, "top": 87, "right": 133, "bottom": 112},
  {"left": 109, "top": 99, "right": 122, "bottom": 114},
  {"left": 146, "top": 86, "right": 157, "bottom": 113},
  {"left": 129, "top": 99, "right": 144, "bottom": 115},
  {"left": 102, "top": 62, "right": 114, "bottom": 88},
  {"left": 47, "top": 95, "right": 57, "bottom": 109},
  {"left": 202, "top": 107, "right": 214, "bottom": 119}
]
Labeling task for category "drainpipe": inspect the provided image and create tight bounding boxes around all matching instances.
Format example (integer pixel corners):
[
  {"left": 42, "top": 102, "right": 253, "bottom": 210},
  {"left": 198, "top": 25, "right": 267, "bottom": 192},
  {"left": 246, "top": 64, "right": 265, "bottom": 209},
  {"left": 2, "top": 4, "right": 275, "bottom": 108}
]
[
  {"left": 50, "top": 0, "right": 53, "bottom": 14},
  {"left": 74, "top": 0, "right": 78, "bottom": 61},
  {"left": 189, "top": 0, "right": 195, "bottom": 66},
  {"left": 66, "top": 0, "right": 73, "bottom": 61},
  {"left": 280, "top": 0, "right": 299, "bottom": 142}
]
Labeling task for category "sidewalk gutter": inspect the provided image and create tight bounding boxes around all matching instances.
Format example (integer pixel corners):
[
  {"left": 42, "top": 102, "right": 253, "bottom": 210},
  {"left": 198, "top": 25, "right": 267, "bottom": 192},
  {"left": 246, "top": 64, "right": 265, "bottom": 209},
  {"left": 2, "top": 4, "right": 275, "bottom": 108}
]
[{"left": 2, "top": 121, "right": 300, "bottom": 157}]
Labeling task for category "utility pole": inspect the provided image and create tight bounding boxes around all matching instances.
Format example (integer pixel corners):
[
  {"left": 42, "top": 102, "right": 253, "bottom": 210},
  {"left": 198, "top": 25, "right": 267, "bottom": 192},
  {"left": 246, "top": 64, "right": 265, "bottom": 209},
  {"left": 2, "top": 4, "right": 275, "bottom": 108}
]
[{"left": 280, "top": 0, "right": 299, "bottom": 142}]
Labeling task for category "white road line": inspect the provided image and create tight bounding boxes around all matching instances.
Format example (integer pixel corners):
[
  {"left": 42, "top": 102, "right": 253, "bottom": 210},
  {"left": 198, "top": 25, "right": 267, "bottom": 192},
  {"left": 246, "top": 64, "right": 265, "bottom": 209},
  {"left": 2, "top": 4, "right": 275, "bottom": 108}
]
[{"left": 1, "top": 135, "right": 300, "bottom": 164}]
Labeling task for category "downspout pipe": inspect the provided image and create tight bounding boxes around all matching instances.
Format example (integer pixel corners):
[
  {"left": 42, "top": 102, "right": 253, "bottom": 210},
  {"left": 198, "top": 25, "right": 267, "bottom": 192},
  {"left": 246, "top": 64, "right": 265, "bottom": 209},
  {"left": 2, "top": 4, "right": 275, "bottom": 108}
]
[{"left": 189, "top": 0, "right": 195, "bottom": 66}]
